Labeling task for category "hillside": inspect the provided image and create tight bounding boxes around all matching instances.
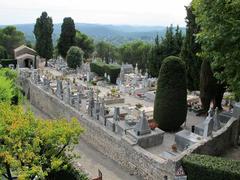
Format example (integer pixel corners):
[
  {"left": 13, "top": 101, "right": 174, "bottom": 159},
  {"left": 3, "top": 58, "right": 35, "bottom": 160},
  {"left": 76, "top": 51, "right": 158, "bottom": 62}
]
[{"left": 0, "top": 23, "right": 185, "bottom": 45}]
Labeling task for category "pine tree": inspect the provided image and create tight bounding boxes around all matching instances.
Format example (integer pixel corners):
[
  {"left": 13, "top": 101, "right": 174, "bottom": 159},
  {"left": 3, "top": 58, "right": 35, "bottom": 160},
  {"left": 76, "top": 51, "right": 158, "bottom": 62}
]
[
  {"left": 34, "top": 12, "right": 53, "bottom": 66},
  {"left": 57, "top": 17, "right": 76, "bottom": 59}
]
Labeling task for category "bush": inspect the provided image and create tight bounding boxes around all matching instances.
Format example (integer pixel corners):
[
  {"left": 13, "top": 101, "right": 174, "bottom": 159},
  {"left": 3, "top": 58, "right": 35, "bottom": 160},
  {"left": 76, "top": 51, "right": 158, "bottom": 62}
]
[
  {"left": 182, "top": 154, "right": 240, "bottom": 180},
  {"left": 0, "top": 76, "right": 14, "bottom": 102},
  {"left": 153, "top": 56, "right": 187, "bottom": 131},
  {"left": 104, "top": 64, "right": 121, "bottom": 84},
  {"left": 0, "top": 59, "right": 17, "bottom": 68},
  {"left": 47, "top": 164, "right": 89, "bottom": 180},
  {"left": 0, "top": 45, "right": 8, "bottom": 59},
  {"left": 66, "top": 46, "right": 84, "bottom": 69},
  {"left": 90, "top": 60, "right": 121, "bottom": 84},
  {"left": 90, "top": 60, "right": 105, "bottom": 76}
]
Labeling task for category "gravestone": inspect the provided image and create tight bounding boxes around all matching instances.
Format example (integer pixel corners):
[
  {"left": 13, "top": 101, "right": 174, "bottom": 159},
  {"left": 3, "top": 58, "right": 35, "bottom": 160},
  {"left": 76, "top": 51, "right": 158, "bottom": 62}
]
[
  {"left": 213, "top": 107, "right": 221, "bottom": 131},
  {"left": 88, "top": 89, "right": 94, "bottom": 117},
  {"left": 93, "top": 99, "right": 100, "bottom": 120},
  {"left": 56, "top": 79, "right": 63, "bottom": 100},
  {"left": 113, "top": 107, "right": 120, "bottom": 122},
  {"left": 134, "top": 111, "right": 151, "bottom": 136},
  {"left": 195, "top": 108, "right": 214, "bottom": 137},
  {"left": 203, "top": 110, "right": 214, "bottom": 138}
]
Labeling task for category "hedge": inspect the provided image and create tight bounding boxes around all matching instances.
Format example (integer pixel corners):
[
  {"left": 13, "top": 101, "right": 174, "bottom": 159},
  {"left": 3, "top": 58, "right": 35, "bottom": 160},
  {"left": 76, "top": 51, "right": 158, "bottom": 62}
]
[
  {"left": 182, "top": 154, "right": 240, "bottom": 180},
  {"left": 90, "top": 60, "right": 121, "bottom": 84},
  {"left": 0, "top": 59, "right": 17, "bottom": 68}
]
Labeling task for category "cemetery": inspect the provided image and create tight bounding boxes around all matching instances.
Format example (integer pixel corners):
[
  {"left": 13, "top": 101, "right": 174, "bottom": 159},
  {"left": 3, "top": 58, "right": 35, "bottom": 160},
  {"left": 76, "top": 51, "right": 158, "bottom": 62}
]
[{"left": 17, "top": 58, "right": 240, "bottom": 180}]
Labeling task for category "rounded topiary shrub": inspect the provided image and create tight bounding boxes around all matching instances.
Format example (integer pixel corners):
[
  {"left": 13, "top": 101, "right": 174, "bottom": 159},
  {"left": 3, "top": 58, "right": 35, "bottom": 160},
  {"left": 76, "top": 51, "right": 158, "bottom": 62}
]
[
  {"left": 66, "top": 46, "right": 84, "bottom": 69},
  {"left": 154, "top": 56, "right": 187, "bottom": 131}
]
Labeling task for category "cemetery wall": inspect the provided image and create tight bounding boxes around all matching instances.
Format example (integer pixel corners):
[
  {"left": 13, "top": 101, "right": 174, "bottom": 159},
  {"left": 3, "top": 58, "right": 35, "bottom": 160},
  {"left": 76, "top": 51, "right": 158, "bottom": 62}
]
[
  {"left": 22, "top": 78, "right": 176, "bottom": 180},
  {"left": 192, "top": 117, "right": 239, "bottom": 155}
]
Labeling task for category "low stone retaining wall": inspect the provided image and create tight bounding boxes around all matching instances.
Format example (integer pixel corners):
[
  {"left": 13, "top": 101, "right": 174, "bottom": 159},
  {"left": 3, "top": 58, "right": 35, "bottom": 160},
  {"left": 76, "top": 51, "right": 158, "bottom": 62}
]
[
  {"left": 18, "top": 74, "right": 240, "bottom": 180},
  {"left": 19, "top": 77, "right": 175, "bottom": 180}
]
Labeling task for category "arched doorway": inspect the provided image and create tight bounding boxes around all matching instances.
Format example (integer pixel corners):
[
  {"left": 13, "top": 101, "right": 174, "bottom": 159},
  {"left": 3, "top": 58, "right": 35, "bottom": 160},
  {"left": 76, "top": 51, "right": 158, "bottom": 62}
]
[{"left": 24, "top": 58, "right": 33, "bottom": 68}]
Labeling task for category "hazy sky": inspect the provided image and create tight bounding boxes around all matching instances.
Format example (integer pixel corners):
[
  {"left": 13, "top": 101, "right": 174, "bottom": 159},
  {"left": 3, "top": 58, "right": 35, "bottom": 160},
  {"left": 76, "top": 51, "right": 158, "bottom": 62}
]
[{"left": 0, "top": 0, "right": 192, "bottom": 26}]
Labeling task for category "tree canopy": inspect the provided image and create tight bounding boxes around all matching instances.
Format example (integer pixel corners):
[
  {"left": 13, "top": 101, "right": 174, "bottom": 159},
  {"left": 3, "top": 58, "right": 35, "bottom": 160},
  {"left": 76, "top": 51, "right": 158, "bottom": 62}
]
[
  {"left": 0, "top": 26, "right": 25, "bottom": 58},
  {"left": 66, "top": 46, "right": 84, "bottom": 69},
  {"left": 192, "top": 0, "right": 240, "bottom": 99},
  {"left": 75, "top": 30, "right": 94, "bottom": 59},
  {"left": 34, "top": 11, "right": 54, "bottom": 66},
  {"left": 148, "top": 25, "right": 184, "bottom": 77},
  {"left": 57, "top": 17, "right": 76, "bottom": 59},
  {"left": 119, "top": 40, "right": 151, "bottom": 72},
  {"left": 181, "top": 5, "right": 202, "bottom": 91},
  {"left": 0, "top": 103, "right": 84, "bottom": 179}
]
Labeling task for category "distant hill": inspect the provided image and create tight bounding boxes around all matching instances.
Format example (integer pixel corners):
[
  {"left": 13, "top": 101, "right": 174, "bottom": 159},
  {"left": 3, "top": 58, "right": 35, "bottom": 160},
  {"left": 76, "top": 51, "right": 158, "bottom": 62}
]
[{"left": 0, "top": 23, "right": 185, "bottom": 45}]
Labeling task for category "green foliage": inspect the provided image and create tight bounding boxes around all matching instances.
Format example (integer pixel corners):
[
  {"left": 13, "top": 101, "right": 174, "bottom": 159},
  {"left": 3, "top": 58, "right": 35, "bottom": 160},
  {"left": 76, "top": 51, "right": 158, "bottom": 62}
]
[
  {"left": 66, "top": 46, "right": 84, "bottom": 69},
  {"left": 75, "top": 30, "right": 94, "bottom": 59},
  {"left": 0, "top": 76, "right": 14, "bottom": 103},
  {"left": 148, "top": 25, "right": 184, "bottom": 77},
  {"left": 119, "top": 40, "right": 151, "bottom": 73},
  {"left": 58, "top": 17, "right": 76, "bottom": 58},
  {"left": 90, "top": 60, "right": 105, "bottom": 76},
  {"left": 182, "top": 154, "right": 240, "bottom": 180},
  {"left": 90, "top": 60, "right": 121, "bottom": 84},
  {"left": 104, "top": 64, "right": 121, "bottom": 84},
  {"left": 0, "top": 45, "right": 8, "bottom": 59},
  {"left": 181, "top": 5, "right": 202, "bottom": 91},
  {"left": 95, "top": 41, "right": 119, "bottom": 63},
  {"left": 192, "top": 0, "right": 240, "bottom": 99},
  {"left": 47, "top": 163, "right": 89, "bottom": 180},
  {"left": 154, "top": 56, "right": 187, "bottom": 131},
  {"left": 0, "top": 103, "right": 84, "bottom": 179},
  {"left": 34, "top": 11, "right": 54, "bottom": 66},
  {"left": 0, "top": 26, "right": 25, "bottom": 58},
  {"left": 200, "top": 59, "right": 216, "bottom": 112},
  {"left": 0, "top": 59, "right": 17, "bottom": 68}
]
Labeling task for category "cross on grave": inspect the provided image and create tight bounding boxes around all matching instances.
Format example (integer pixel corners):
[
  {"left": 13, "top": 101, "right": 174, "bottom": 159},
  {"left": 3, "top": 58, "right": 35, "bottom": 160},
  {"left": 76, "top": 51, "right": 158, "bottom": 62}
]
[{"left": 134, "top": 111, "right": 151, "bottom": 136}]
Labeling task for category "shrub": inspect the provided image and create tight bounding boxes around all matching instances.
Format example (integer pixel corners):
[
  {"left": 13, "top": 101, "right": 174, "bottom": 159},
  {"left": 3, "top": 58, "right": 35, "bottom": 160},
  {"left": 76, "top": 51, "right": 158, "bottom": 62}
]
[
  {"left": 182, "top": 154, "right": 240, "bottom": 180},
  {"left": 104, "top": 64, "right": 121, "bottom": 84},
  {"left": 0, "top": 76, "right": 14, "bottom": 102},
  {"left": 153, "top": 56, "right": 187, "bottom": 131},
  {"left": 90, "top": 60, "right": 121, "bottom": 84},
  {"left": 0, "top": 59, "right": 17, "bottom": 68},
  {"left": 66, "top": 46, "right": 84, "bottom": 69},
  {"left": 90, "top": 60, "right": 105, "bottom": 76}
]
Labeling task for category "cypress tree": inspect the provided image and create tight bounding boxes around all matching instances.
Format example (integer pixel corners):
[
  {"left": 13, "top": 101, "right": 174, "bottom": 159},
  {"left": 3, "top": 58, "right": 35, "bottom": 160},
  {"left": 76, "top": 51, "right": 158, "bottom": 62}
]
[
  {"left": 57, "top": 17, "right": 76, "bottom": 59},
  {"left": 199, "top": 59, "right": 216, "bottom": 114},
  {"left": 154, "top": 56, "right": 187, "bottom": 131},
  {"left": 34, "top": 12, "right": 53, "bottom": 66},
  {"left": 181, "top": 5, "right": 202, "bottom": 91}
]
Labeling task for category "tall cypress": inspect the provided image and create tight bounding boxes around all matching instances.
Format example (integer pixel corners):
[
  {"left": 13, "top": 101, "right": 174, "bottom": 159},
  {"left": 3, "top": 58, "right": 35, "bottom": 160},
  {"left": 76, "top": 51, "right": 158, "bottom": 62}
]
[
  {"left": 181, "top": 6, "right": 202, "bottom": 91},
  {"left": 34, "top": 12, "right": 53, "bottom": 66},
  {"left": 57, "top": 17, "right": 76, "bottom": 59}
]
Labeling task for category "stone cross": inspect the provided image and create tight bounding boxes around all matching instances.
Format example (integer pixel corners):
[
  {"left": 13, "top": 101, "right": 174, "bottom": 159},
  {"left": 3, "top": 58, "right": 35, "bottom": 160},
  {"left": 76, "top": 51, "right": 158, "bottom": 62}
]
[
  {"left": 213, "top": 107, "right": 221, "bottom": 131},
  {"left": 134, "top": 111, "right": 151, "bottom": 136}
]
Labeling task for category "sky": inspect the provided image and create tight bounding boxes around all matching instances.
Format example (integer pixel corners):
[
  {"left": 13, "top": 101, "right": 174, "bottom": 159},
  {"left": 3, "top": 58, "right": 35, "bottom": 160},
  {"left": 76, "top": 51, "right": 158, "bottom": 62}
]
[{"left": 0, "top": 0, "right": 192, "bottom": 26}]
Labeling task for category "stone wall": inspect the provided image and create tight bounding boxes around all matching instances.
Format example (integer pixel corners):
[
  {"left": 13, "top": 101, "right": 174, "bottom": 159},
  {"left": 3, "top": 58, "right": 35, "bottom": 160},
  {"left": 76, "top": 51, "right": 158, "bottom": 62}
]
[
  {"left": 20, "top": 77, "right": 176, "bottom": 180},
  {"left": 19, "top": 74, "right": 240, "bottom": 180}
]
